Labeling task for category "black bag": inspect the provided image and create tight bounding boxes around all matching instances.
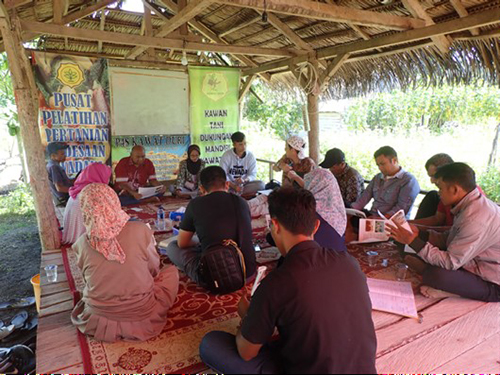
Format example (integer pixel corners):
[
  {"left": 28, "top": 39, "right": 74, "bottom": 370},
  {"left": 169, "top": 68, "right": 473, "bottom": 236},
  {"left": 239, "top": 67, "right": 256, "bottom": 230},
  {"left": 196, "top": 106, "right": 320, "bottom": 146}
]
[
  {"left": 265, "top": 179, "right": 281, "bottom": 190},
  {"left": 197, "top": 195, "right": 247, "bottom": 294}
]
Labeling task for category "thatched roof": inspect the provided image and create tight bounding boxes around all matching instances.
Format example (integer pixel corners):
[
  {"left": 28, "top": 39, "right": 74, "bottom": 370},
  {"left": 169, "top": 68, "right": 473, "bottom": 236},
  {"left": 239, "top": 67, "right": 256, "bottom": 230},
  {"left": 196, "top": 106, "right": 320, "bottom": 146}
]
[{"left": 3, "top": 0, "right": 500, "bottom": 98}]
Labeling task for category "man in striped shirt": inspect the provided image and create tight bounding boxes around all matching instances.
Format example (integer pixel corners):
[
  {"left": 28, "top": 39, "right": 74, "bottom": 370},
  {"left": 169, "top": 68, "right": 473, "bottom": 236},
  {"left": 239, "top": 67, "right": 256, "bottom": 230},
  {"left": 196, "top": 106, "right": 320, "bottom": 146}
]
[{"left": 114, "top": 145, "right": 166, "bottom": 206}]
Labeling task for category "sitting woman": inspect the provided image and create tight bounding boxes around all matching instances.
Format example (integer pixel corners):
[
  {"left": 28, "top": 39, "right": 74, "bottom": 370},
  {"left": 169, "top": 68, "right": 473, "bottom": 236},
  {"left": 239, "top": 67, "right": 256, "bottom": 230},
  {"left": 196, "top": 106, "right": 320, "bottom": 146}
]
[
  {"left": 304, "top": 168, "right": 347, "bottom": 243},
  {"left": 62, "top": 163, "right": 112, "bottom": 244},
  {"left": 171, "top": 145, "right": 206, "bottom": 199},
  {"left": 273, "top": 135, "right": 315, "bottom": 188},
  {"left": 71, "top": 183, "right": 179, "bottom": 342},
  {"left": 265, "top": 169, "right": 346, "bottom": 251}
]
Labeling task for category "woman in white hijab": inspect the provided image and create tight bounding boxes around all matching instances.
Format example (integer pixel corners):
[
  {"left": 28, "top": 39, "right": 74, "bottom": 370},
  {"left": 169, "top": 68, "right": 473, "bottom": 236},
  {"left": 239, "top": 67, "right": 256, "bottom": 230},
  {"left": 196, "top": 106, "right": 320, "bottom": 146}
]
[{"left": 273, "top": 135, "right": 315, "bottom": 188}]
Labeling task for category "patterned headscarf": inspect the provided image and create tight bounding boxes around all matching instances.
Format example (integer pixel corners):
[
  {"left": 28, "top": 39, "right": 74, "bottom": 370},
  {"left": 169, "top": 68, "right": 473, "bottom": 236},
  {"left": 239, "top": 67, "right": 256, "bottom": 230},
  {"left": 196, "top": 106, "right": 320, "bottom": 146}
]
[
  {"left": 286, "top": 135, "right": 306, "bottom": 159},
  {"left": 79, "top": 183, "right": 130, "bottom": 263},
  {"left": 69, "top": 163, "right": 112, "bottom": 199},
  {"left": 304, "top": 168, "right": 347, "bottom": 236}
]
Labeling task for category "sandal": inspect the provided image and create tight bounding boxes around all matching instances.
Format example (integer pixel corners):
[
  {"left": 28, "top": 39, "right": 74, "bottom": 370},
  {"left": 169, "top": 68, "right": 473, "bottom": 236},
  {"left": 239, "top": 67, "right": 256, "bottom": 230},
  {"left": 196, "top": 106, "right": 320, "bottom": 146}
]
[
  {"left": 0, "top": 297, "right": 36, "bottom": 311},
  {"left": 23, "top": 316, "right": 38, "bottom": 332},
  {"left": 0, "top": 345, "right": 35, "bottom": 374},
  {"left": 0, "top": 326, "right": 15, "bottom": 341},
  {"left": 10, "top": 311, "right": 28, "bottom": 330}
]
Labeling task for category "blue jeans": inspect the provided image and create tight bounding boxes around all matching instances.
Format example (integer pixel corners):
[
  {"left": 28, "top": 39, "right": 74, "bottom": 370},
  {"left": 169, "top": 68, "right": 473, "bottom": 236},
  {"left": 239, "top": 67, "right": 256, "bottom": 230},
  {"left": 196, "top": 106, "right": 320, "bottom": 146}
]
[
  {"left": 119, "top": 193, "right": 163, "bottom": 206},
  {"left": 199, "top": 331, "right": 281, "bottom": 374},
  {"left": 423, "top": 266, "right": 500, "bottom": 302}
]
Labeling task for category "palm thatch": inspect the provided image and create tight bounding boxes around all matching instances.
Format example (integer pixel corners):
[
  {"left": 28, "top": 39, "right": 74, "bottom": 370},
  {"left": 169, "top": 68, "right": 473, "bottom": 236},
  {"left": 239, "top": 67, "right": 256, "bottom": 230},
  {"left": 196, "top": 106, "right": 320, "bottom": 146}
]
[{"left": 3, "top": 0, "right": 500, "bottom": 98}]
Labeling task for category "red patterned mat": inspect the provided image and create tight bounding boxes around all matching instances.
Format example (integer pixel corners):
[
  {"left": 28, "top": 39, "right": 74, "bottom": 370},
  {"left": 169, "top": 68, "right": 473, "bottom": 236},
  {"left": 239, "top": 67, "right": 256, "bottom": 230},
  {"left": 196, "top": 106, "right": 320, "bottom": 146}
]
[{"left": 63, "top": 199, "right": 420, "bottom": 374}]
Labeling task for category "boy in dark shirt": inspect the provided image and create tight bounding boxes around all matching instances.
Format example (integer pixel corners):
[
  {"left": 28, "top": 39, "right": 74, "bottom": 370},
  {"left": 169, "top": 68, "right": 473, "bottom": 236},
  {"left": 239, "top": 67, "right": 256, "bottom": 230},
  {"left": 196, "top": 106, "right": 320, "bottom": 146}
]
[
  {"left": 199, "top": 188, "right": 377, "bottom": 374},
  {"left": 46, "top": 142, "right": 73, "bottom": 206},
  {"left": 165, "top": 166, "right": 256, "bottom": 286}
]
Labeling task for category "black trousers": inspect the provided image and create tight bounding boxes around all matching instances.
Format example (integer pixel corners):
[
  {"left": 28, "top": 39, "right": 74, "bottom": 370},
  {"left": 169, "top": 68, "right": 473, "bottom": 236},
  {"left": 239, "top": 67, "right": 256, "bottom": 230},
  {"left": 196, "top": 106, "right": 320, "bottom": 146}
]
[
  {"left": 423, "top": 266, "right": 500, "bottom": 302},
  {"left": 415, "top": 190, "right": 440, "bottom": 220}
]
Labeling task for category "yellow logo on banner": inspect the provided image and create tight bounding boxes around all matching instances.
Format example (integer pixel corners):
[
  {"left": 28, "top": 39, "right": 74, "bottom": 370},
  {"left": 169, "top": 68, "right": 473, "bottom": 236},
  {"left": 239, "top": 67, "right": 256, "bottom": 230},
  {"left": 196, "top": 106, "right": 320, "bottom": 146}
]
[
  {"left": 56, "top": 63, "right": 85, "bottom": 88},
  {"left": 202, "top": 72, "right": 229, "bottom": 102}
]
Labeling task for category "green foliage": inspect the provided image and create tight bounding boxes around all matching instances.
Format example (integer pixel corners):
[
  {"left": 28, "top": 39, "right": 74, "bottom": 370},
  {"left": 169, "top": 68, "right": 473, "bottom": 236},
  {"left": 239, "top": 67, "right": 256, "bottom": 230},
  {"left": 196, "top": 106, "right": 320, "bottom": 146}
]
[
  {"left": 243, "top": 83, "right": 305, "bottom": 140},
  {"left": 478, "top": 167, "right": 500, "bottom": 203},
  {"left": 345, "top": 85, "right": 500, "bottom": 133},
  {"left": 0, "top": 53, "right": 18, "bottom": 135},
  {"left": 0, "top": 184, "right": 36, "bottom": 216}
]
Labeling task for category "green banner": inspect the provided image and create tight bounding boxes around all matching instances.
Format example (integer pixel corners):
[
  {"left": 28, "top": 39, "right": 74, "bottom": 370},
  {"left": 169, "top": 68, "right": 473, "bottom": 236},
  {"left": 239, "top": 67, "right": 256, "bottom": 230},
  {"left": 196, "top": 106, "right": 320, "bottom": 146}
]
[{"left": 189, "top": 67, "right": 240, "bottom": 165}]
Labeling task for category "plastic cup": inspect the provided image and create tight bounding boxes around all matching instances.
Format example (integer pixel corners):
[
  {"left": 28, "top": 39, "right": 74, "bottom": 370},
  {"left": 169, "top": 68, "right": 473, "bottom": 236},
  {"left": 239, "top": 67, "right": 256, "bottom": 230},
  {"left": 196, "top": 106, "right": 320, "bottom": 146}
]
[
  {"left": 396, "top": 263, "right": 409, "bottom": 281},
  {"left": 44, "top": 264, "right": 58, "bottom": 283},
  {"left": 366, "top": 251, "right": 378, "bottom": 267},
  {"left": 30, "top": 274, "right": 40, "bottom": 313}
]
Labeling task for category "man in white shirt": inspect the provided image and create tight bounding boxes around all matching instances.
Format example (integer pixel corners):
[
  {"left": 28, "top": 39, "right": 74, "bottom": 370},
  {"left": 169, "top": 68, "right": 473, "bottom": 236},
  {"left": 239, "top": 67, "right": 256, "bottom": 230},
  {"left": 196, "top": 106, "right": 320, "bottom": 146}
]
[{"left": 220, "top": 132, "right": 265, "bottom": 198}]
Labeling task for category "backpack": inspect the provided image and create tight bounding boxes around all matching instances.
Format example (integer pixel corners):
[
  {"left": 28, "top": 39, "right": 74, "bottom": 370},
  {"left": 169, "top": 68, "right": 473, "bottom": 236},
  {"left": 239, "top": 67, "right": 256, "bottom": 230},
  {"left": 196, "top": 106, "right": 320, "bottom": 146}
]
[{"left": 197, "top": 194, "right": 247, "bottom": 294}]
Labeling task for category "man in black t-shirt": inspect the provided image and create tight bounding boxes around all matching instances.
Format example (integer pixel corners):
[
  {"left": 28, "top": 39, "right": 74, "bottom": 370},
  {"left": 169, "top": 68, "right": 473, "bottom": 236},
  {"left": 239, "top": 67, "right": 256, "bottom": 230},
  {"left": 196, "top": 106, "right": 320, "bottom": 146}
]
[
  {"left": 165, "top": 166, "right": 256, "bottom": 286},
  {"left": 199, "top": 188, "right": 377, "bottom": 374}
]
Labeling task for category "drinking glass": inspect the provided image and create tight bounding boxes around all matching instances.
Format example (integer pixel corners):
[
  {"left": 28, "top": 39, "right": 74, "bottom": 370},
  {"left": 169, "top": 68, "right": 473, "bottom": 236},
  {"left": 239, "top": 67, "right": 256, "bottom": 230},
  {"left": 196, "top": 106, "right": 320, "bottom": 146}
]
[{"left": 44, "top": 264, "right": 58, "bottom": 283}]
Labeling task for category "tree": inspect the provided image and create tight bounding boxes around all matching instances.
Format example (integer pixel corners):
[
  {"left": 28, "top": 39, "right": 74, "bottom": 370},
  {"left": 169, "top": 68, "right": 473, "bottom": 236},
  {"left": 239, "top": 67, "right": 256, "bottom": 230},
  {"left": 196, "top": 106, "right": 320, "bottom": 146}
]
[
  {"left": 0, "top": 52, "right": 27, "bottom": 182},
  {"left": 243, "top": 81, "right": 305, "bottom": 140}
]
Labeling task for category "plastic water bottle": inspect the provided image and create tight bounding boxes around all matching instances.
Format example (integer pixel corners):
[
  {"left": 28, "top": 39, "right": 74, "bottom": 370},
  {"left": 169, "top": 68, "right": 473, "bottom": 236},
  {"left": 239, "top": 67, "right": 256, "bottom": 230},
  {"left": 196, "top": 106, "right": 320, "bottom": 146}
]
[{"left": 157, "top": 206, "right": 166, "bottom": 231}]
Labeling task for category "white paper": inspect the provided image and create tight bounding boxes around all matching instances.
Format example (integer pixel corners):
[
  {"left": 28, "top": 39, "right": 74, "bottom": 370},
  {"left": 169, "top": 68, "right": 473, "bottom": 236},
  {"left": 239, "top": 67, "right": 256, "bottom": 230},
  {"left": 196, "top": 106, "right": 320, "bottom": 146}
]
[
  {"left": 404, "top": 245, "right": 416, "bottom": 254},
  {"left": 257, "top": 189, "right": 274, "bottom": 197},
  {"left": 138, "top": 186, "right": 163, "bottom": 199},
  {"left": 367, "top": 278, "right": 418, "bottom": 319},
  {"left": 251, "top": 266, "right": 268, "bottom": 296},
  {"left": 357, "top": 219, "right": 389, "bottom": 243}
]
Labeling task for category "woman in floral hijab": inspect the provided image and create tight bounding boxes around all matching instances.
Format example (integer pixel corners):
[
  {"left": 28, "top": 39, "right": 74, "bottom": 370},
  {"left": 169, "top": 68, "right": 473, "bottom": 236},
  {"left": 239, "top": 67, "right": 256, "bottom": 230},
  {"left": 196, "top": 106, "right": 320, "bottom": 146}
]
[{"left": 71, "top": 183, "right": 179, "bottom": 342}]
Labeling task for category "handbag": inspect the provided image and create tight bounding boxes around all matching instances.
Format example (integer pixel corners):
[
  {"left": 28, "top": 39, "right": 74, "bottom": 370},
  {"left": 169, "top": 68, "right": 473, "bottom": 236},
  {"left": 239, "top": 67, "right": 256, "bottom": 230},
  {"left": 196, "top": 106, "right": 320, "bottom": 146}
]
[{"left": 198, "top": 194, "right": 247, "bottom": 294}]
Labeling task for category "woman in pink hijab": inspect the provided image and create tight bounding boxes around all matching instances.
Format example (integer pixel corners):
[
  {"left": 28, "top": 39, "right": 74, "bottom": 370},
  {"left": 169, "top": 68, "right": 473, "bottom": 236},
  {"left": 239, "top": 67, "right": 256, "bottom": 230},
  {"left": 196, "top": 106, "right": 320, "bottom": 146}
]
[
  {"left": 71, "top": 183, "right": 179, "bottom": 342},
  {"left": 62, "top": 163, "right": 112, "bottom": 244}
]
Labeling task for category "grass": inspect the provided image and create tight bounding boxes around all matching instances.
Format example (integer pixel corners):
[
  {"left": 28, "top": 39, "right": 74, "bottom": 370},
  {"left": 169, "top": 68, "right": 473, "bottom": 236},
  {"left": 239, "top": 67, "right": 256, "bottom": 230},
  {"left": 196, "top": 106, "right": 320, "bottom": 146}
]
[{"left": 0, "top": 183, "right": 36, "bottom": 236}]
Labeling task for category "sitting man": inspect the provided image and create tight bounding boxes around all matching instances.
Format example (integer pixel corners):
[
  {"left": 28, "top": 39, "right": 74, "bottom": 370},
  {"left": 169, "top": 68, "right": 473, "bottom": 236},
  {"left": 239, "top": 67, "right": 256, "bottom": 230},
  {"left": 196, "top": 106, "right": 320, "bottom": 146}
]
[
  {"left": 220, "top": 132, "right": 265, "bottom": 197},
  {"left": 320, "top": 147, "right": 365, "bottom": 207},
  {"left": 46, "top": 142, "right": 73, "bottom": 206},
  {"left": 413, "top": 153, "right": 454, "bottom": 226},
  {"left": 114, "top": 145, "right": 166, "bottom": 206},
  {"left": 199, "top": 188, "right": 377, "bottom": 374},
  {"left": 351, "top": 146, "right": 420, "bottom": 219},
  {"left": 165, "top": 166, "right": 257, "bottom": 287},
  {"left": 388, "top": 163, "right": 500, "bottom": 302}
]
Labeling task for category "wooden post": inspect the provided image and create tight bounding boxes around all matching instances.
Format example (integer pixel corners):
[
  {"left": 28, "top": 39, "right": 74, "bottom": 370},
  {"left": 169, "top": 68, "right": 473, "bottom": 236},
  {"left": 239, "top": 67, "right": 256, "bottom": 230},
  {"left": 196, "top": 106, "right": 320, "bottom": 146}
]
[
  {"left": 488, "top": 122, "right": 500, "bottom": 167},
  {"left": 307, "top": 92, "right": 320, "bottom": 164},
  {"left": 0, "top": 9, "right": 61, "bottom": 251}
]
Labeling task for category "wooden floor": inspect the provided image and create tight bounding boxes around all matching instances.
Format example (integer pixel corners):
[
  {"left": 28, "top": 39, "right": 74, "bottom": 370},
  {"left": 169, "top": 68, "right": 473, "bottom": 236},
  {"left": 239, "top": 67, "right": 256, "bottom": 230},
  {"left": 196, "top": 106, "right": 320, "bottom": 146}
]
[{"left": 37, "top": 250, "right": 500, "bottom": 374}]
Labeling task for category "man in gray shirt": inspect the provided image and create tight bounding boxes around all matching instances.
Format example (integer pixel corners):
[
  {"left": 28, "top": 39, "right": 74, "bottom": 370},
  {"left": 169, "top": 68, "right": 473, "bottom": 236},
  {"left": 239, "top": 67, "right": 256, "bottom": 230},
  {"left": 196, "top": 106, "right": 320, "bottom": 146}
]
[
  {"left": 351, "top": 146, "right": 420, "bottom": 219},
  {"left": 46, "top": 142, "right": 73, "bottom": 206},
  {"left": 388, "top": 163, "right": 500, "bottom": 302}
]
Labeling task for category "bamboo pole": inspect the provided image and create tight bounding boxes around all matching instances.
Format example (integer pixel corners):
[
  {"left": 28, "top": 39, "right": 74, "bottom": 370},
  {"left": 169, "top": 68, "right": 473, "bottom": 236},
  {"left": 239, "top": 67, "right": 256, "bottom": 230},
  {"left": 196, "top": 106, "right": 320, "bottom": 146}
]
[
  {"left": 307, "top": 92, "right": 320, "bottom": 164},
  {"left": 0, "top": 9, "right": 61, "bottom": 251}
]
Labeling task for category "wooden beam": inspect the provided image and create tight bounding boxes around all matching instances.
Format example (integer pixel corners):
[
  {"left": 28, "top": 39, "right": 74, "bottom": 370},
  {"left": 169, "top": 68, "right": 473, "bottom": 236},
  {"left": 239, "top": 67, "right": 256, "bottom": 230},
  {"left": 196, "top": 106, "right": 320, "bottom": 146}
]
[
  {"left": 401, "top": 0, "right": 451, "bottom": 53},
  {"left": 239, "top": 75, "right": 255, "bottom": 102},
  {"left": 178, "top": 0, "right": 189, "bottom": 36},
  {"left": 20, "top": 20, "right": 301, "bottom": 57},
  {"left": 242, "top": 7, "right": 500, "bottom": 76},
  {"left": 4, "top": 0, "right": 32, "bottom": 9},
  {"left": 307, "top": 92, "right": 319, "bottom": 164},
  {"left": 62, "top": 0, "right": 117, "bottom": 24},
  {"left": 319, "top": 52, "right": 349, "bottom": 90},
  {"left": 126, "top": 0, "right": 213, "bottom": 59},
  {"left": 53, "top": 0, "right": 65, "bottom": 24},
  {"left": 143, "top": 3, "right": 155, "bottom": 59},
  {"left": 216, "top": 0, "right": 426, "bottom": 30},
  {"left": 97, "top": 10, "right": 106, "bottom": 52},
  {"left": 146, "top": 0, "right": 272, "bottom": 80},
  {"left": 0, "top": 8, "right": 61, "bottom": 251},
  {"left": 449, "top": 0, "right": 480, "bottom": 36},
  {"left": 219, "top": 15, "right": 260, "bottom": 37}
]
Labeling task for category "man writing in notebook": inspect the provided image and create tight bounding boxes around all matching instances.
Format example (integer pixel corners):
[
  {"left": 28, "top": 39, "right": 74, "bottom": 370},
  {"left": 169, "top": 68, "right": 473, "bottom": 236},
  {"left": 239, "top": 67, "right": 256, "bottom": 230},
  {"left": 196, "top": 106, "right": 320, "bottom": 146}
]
[
  {"left": 388, "top": 163, "right": 500, "bottom": 302},
  {"left": 199, "top": 188, "right": 377, "bottom": 374},
  {"left": 114, "top": 145, "right": 166, "bottom": 206}
]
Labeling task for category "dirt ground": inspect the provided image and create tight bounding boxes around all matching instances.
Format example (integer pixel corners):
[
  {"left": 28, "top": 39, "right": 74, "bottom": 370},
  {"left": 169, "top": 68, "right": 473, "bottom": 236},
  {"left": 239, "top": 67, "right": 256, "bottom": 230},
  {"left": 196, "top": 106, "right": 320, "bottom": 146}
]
[{"left": 0, "top": 212, "right": 40, "bottom": 347}]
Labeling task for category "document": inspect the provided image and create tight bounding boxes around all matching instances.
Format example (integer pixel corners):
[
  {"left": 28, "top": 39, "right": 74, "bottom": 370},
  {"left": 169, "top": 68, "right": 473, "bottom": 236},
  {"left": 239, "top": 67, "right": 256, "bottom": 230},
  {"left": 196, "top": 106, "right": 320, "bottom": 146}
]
[
  {"left": 251, "top": 266, "right": 268, "bottom": 296},
  {"left": 367, "top": 278, "right": 418, "bottom": 319},
  {"left": 354, "top": 209, "right": 411, "bottom": 244},
  {"left": 138, "top": 186, "right": 163, "bottom": 199}
]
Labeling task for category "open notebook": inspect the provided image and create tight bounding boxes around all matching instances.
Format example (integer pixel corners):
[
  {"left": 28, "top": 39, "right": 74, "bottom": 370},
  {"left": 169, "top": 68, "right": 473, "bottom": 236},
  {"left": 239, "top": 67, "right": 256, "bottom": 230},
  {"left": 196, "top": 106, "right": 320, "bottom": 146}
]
[{"left": 367, "top": 278, "right": 418, "bottom": 319}]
